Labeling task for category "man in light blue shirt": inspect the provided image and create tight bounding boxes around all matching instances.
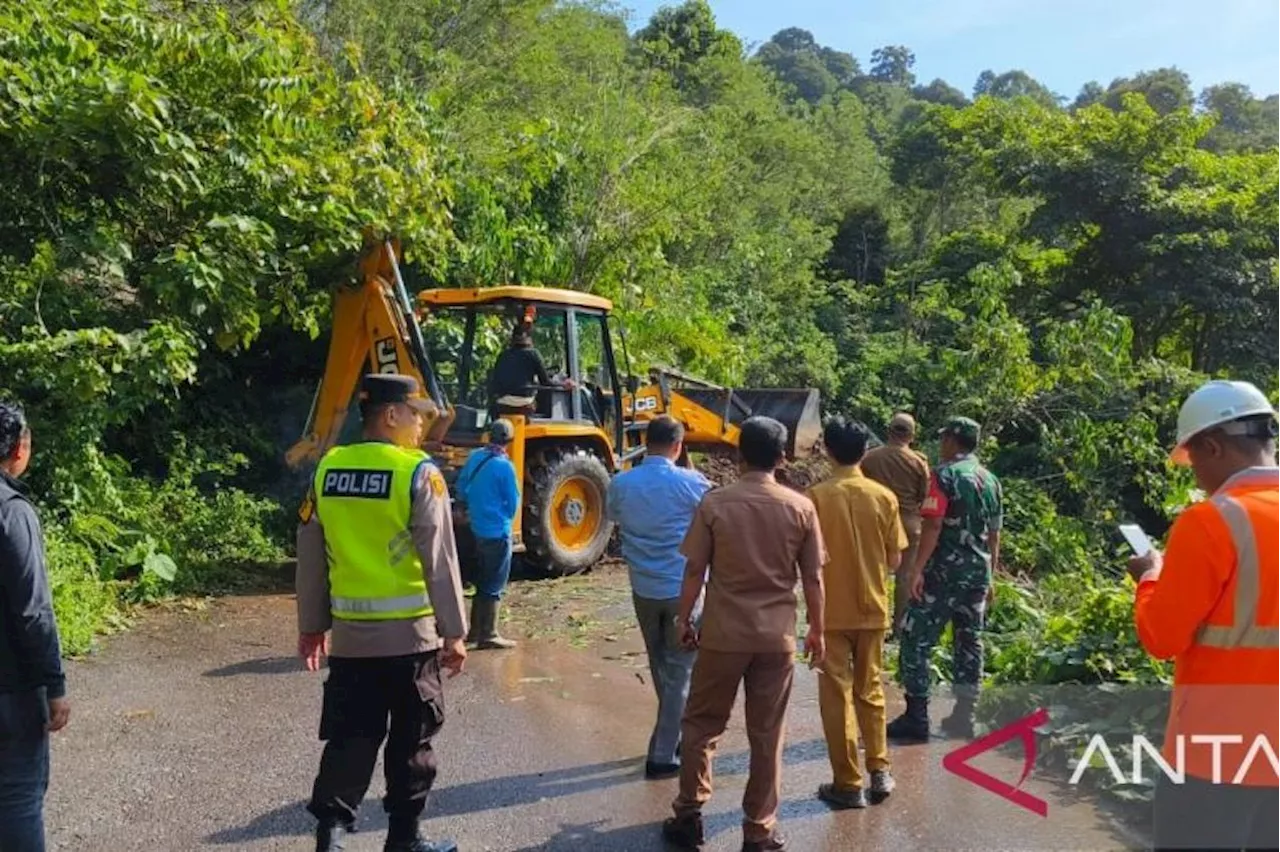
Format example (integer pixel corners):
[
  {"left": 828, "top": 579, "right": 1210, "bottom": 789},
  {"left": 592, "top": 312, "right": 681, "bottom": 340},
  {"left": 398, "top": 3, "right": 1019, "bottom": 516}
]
[
  {"left": 606, "top": 415, "right": 712, "bottom": 779},
  {"left": 456, "top": 419, "right": 521, "bottom": 650}
]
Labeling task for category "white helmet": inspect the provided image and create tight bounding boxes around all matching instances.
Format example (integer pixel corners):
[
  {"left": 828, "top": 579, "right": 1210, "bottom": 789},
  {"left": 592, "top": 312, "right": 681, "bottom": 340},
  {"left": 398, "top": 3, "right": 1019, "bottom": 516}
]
[{"left": 1171, "top": 380, "right": 1277, "bottom": 465}]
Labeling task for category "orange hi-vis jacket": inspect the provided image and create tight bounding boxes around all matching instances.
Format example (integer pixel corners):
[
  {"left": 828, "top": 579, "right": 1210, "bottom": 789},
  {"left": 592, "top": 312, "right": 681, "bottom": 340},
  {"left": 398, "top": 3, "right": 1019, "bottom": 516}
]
[{"left": 1135, "top": 466, "right": 1279, "bottom": 787}]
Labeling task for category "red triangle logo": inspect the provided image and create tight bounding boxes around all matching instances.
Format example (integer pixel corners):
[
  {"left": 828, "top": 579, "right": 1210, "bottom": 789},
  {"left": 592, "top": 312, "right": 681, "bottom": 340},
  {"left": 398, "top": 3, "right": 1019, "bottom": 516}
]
[{"left": 941, "top": 706, "right": 1050, "bottom": 817}]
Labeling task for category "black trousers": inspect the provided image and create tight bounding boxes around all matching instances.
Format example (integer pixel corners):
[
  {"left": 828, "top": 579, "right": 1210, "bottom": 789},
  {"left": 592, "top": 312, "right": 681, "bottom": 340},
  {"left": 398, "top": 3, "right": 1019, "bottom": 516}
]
[
  {"left": 1153, "top": 775, "right": 1279, "bottom": 850},
  {"left": 308, "top": 652, "right": 445, "bottom": 830}
]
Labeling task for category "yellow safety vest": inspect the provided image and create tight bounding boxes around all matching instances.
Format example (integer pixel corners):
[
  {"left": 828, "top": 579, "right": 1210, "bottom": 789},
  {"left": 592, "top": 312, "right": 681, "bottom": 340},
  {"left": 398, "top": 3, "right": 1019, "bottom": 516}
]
[{"left": 314, "top": 441, "right": 434, "bottom": 622}]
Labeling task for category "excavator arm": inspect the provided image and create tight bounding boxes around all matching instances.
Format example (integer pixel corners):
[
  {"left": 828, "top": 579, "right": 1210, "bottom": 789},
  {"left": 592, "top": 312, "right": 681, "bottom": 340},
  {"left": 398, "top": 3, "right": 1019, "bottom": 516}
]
[{"left": 286, "top": 238, "right": 453, "bottom": 519}]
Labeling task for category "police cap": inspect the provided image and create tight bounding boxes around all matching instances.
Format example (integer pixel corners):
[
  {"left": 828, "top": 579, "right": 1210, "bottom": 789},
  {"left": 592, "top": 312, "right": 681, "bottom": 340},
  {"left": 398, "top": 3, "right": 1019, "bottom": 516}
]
[{"left": 359, "top": 374, "right": 436, "bottom": 414}]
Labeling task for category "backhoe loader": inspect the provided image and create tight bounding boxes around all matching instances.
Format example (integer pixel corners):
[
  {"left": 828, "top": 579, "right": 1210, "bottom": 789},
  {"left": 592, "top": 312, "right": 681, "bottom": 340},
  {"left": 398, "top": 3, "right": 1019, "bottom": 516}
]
[{"left": 286, "top": 238, "right": 823, "bottom": 576}]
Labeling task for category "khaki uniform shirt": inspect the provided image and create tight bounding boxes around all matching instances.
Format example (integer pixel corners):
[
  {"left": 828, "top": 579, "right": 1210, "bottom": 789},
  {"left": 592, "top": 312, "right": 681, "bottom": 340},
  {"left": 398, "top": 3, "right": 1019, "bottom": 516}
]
[
  {"left": 296, "top": 463, "right": 468, "bottom": 657},
  {"left": 679, "top": 471, "right": 827, "bottom": 654},
  {"left": 860, "top": 443, "right": 930, "bottom": 534},
  {"left": 807, "top": 466, "right": 908, "bottom": 631}
]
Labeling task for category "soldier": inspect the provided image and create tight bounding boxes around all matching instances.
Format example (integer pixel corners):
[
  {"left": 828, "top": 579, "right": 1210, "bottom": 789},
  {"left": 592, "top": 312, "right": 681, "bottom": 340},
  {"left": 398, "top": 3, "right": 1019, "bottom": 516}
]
[
  {"left": 296, "top": 374, "right": 468, "bottom": 852},
  {"left": 887, "top": 416, "right": 1002, "bottom": 742}
]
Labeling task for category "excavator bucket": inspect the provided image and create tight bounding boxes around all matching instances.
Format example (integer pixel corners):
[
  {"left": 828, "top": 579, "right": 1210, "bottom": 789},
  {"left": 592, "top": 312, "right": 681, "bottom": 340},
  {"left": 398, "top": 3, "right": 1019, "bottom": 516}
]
[{"left": 677, "top": 387, "right": 823, "bottom": 459}]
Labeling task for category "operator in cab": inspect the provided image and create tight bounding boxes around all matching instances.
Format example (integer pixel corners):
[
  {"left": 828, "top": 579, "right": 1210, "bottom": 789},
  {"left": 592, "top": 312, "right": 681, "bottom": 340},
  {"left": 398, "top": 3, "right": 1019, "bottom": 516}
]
[
  {"left": 488, "top": 323, "right": 574, "bottom": 415},
  {"left": 296, "top": 374, "right": 468, "bottom": 852},
  {"left": 1128, "top": 379, "right": 1278, "bottom": 850}
]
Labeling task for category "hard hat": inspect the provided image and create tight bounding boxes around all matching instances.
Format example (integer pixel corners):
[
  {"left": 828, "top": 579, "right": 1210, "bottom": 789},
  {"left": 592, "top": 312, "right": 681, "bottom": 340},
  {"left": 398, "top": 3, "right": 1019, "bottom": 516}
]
[{"left": 1171, "top": 380, "right": 1277, "bottom": 465}]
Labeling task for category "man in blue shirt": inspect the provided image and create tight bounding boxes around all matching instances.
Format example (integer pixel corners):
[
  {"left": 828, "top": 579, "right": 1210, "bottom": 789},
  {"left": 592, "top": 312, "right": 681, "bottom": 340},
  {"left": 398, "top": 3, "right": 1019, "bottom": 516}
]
[
  {"left": 607, "top": 415, "right": 712, "bottom": 779},
  {"left": 456, "top": 419, "right": 521, "bottom": 650},
  {"left": 1, "top": 401, "right": 70, "bottom": 852}
]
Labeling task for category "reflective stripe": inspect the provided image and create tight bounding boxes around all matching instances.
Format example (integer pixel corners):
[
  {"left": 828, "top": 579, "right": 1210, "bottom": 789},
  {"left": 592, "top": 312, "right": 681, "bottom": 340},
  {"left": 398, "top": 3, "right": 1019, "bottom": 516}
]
[
  {"left": 1195, "top": 495, "right": 1279, "bottom": 650},
  {"left": 330, "top": 593, "right": 430, "bottom": 615}
]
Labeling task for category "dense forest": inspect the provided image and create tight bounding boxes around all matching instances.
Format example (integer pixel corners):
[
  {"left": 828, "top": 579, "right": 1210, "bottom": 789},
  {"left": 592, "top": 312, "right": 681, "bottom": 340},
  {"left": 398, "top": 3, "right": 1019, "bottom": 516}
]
[{"left": 1, "top": 0, "right": 1276, "bottom": 748}]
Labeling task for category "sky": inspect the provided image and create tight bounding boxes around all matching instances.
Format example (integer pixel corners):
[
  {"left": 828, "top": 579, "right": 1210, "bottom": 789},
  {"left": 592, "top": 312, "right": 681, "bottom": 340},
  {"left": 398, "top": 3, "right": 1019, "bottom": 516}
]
[{"left": 619, "top": 0, "right": 1280, "bottom": 99}]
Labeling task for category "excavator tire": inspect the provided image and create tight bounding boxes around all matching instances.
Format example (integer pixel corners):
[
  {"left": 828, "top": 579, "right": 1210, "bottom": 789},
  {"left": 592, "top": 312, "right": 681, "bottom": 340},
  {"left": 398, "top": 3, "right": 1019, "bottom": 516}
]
[{"left": 523, "top": 446, "right": 614, "bottom": 577}]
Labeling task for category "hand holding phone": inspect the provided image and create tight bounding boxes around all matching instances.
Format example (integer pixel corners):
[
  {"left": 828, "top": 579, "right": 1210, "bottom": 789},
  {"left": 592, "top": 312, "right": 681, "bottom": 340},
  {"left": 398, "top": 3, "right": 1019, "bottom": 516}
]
[{"left": 1119, "top": 524, "right": 1152, "bottom": 557}]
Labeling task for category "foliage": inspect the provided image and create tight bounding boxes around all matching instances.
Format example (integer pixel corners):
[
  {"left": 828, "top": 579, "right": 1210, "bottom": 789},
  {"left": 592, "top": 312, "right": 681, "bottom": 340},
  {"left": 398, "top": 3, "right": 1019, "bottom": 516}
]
[{"left": 0, "top": 0, "right": 443, "bottom": 647}]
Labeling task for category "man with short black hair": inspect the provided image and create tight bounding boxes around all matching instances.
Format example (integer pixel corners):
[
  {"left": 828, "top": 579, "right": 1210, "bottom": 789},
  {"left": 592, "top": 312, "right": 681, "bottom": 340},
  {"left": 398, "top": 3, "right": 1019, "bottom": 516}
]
[
  {"left": 664, "top": 416, "right": 827, "bottom": 852},
  {"left": 808, "top": 417, "right": 907, "bottom": 809},
  {"left": 607, "top": 414, "right": 712, "bottom": 779},
  {"left": 0, "top": 400, "right": 69, "bottom": 852}
]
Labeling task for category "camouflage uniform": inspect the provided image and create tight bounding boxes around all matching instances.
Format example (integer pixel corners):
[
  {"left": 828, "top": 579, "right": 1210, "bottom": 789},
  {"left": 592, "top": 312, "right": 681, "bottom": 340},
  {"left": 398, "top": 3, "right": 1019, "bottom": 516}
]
[{"left": 898, "top": 450, "right": 1003, "bottom": 700}]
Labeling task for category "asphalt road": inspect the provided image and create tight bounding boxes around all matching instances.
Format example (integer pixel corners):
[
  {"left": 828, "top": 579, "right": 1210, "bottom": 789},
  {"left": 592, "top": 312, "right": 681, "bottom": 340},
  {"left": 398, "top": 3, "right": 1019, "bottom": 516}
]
[{"left": 45, "top": 591, "right": 1145, "bottom": 851}]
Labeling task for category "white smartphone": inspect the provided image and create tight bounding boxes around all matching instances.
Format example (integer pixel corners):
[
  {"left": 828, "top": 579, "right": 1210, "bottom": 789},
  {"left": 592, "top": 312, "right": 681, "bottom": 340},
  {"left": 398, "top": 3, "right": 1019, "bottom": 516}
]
[{"left": 1119, "top": 523, "right": 1153, "bottom": 557}]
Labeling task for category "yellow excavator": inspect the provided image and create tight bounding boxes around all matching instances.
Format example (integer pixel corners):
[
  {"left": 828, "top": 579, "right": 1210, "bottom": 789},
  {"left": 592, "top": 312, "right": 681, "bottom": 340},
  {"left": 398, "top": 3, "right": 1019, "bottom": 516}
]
[{"left": 286, "top": 237, "right": 823, "bottom": 576}]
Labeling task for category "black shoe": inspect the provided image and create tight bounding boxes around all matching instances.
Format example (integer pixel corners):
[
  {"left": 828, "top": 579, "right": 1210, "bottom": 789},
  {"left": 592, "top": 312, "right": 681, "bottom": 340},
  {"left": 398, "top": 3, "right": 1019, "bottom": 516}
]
[
  {"left": 742, "top": 833, "right": 787, "bottom": 852},
  {"left": 886, "top": 695, "right": 930, "bottom": 742},
  {"left": 939, "top": 697, "right": 976, "bottom": 740},
  {"left": 662, "top": 812, "right": 704, "bottom": 849},
  {"left": 316, "top": 822, "right": 350, "bottom": 852},
  {"left": 646, "top": 760, "right": 681, "bottom": 780},
  {"left": 869, "top": 769, "right": 896, "bottom": 804},
  {"left": 818, "top": 782, "right": 867, "bottom": 810},
  {"left": 384, "top": 836, "right": 458, "bottom": 852}
]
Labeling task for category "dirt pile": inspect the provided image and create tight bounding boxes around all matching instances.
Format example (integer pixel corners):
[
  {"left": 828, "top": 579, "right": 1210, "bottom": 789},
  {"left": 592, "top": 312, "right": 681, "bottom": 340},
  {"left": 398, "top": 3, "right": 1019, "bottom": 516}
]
[{"left": 694, "top": 453, "right": 831, "bottom": 494}]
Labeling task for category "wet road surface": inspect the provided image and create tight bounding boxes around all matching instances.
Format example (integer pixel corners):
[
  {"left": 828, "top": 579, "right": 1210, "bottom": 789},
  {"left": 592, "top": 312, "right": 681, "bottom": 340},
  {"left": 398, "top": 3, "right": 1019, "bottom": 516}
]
[{"left": 46, "top": 593, "right": 1145, "bottom": 851}]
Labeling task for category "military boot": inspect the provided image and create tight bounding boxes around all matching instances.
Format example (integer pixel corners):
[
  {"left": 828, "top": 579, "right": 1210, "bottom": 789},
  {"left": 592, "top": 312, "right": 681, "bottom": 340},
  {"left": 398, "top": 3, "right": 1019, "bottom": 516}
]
[
  {"left": 475, "top": 597, "right": 517, "bottom": 650},
  {"left": 886, "top": 695, "right": 930, "bottom": 742},
  {"left": 939, "top": 695, "right": 977, "bottom": 740},
  {"left": 315, "top": 821, "right": 349, "bottom": 852}
]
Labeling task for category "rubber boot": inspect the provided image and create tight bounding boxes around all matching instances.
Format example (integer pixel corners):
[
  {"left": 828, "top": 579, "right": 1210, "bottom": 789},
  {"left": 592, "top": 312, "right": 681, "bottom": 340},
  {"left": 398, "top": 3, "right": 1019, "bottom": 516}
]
[
  {"left": 940, "top": 694, "right": 977, "bottom": 740},
  {"left": 886, "top": 695, "right": 930, "bottom": 742},
  {"left": 315, "top": 821, "right": 349, "bottom": 852},
  {"left": 475, "top": 597, "right": 517, "bottom": 650},
  {"left": 465, "top": 596, "right": 480, "bottom": 647}
]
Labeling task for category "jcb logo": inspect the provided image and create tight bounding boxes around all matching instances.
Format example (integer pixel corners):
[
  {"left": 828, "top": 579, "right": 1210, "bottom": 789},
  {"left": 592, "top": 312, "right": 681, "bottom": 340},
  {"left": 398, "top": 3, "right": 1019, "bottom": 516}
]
[
  {"left": 634, "top": 395, "right": 658, "bottom": 413},
  {"left": 375, "top": 338, "right": 398, "bottom": 374}
]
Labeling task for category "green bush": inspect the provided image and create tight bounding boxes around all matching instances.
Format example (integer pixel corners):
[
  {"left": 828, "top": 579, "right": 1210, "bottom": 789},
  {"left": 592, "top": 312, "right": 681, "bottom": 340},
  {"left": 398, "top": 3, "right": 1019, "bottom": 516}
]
[{"left": 43, "top": 522, "right": 123, "bottom": 656}]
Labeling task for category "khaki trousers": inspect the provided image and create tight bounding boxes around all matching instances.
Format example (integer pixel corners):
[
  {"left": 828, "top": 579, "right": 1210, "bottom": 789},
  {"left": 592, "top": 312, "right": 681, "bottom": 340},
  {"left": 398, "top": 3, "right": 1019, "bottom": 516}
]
[
  {"left": 893, "top": 518, "right": 922, "bottom": 632},
  {"left": 818, "top": 629, "right": 889, "bottom": 791},
  {"left": 673, "top": 649, "right": 794, "bottom": 843}
]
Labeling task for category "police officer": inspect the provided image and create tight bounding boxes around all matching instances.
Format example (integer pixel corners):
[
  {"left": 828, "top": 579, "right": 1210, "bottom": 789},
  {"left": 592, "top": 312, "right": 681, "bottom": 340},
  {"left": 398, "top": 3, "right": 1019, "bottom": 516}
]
[
  {"left": 888, "top": 416, "right": 1002, "bottom": 742},
  {"left": 296, "top": 374, "right": 468, "bottom": 852}
]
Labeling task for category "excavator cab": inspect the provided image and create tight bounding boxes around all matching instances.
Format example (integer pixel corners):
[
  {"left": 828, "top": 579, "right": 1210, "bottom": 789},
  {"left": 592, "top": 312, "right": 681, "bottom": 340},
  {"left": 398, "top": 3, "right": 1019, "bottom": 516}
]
[
  {"left": 417, "top": 288, "right": 628, "bottom": 452},
  {"left": 415, "top": 288, "right": 638, "bottom": 576}
]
